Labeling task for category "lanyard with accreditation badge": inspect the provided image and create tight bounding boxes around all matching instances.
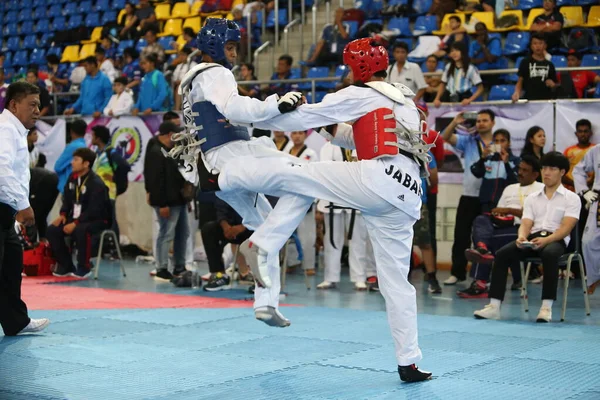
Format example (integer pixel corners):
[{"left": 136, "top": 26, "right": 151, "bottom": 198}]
[{"left": 73, "top": 175, "right": 89, "bottom": 219}]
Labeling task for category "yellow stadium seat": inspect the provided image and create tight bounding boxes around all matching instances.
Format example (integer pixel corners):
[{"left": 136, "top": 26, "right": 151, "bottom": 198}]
[
  {"left": 232, "top": 0, "right": 245, "bottom": 9},
  {"left": 524, "top": 8, "right": 545, "bottom": 30},
  {"left": 183, "top": 16, "right": 201, "bottom": 32},
  {"left": 158, "top": 18, "right": 183, "bottom": 37},
  {"left": 61, "top": 45, "right": 81, "bottom": 63},
  {"left": 468, "top": 12, "right": 495, "bottom": 32},
  {"left": 118, "top": 8, "right": 127, "bottom": 25},
  {"left": 176, "top": 35, "right": 187, "bottom": 50},
  {"left": 225, "top": 12, "right": 233, "bottom": 20},
  {"left": 191, "top": 1, "right": 203, "bottom": 15},
  {"left": 155, "top": 3, "right": 171, "bottom": 20},
  {"left": 432, "top": 13, "right": 467, "bottom": 35},
  {"left": 583, "top": 5, "right": 600, "bottom": 28},
  {"left": 79, "top": 43, "right": 97, "bottom": 61},
  {"left": 81, "top": 26, "right": 103, "bottom": 44},
  {"left": 171, "top": 2, "right": 191, "bottom": 18},
  {"left": 491, "top": 10, "right": 524, "bottom": 32},
  {"left": 560, "top": 6, "right": 583, "bottom": 28}
]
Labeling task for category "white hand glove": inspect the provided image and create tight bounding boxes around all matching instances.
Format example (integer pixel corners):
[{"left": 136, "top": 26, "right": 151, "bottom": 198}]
[
  {"left": 278, "top": 91, "right": 303, "bottom": 114},
  {"left": 583, "top": 190, "right": 599, "bottom": 206}
]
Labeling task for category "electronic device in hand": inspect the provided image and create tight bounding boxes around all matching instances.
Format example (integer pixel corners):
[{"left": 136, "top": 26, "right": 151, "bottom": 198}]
[
  {"left": 490, "top": 144, "right": 502, "bottom": 153},
  {"left": 520, "top": 241, "right": 535, "bottom": 248},
  {"left": 463, "top": 111, "right": 478, "bottom": 120}
]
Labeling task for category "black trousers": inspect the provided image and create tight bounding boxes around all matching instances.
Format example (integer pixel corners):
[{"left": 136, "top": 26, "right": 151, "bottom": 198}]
[
  {"left": 0, "top": 203, "right": 30, "bottom": 336},
  {"left": 490, "top": 240, "right": 566, "bottom": 301},
  {"left": 451, "top": 196, "right": 481, "bottom": 280},
  {"left": 201, "top": 221, "right": 252, "bottom": 274},
  {"left": 427, "top": 192, "right": 438, "bottom": 259},
  {"left": 46, "top": 221, "right": 107, "bottom": 270}
]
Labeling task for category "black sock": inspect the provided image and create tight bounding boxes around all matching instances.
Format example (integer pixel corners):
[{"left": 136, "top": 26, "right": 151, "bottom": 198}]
[{"left": 427, "top": 272, "right": 437, "bottom": 281}]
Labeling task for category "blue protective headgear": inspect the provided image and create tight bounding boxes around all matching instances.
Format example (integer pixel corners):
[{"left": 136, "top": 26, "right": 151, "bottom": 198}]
[{"left": 197, "top": 18, "right": 241, "bottom": 67}]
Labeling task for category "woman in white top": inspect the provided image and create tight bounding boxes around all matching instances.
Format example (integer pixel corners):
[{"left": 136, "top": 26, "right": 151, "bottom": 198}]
[
  {"left": 433, "top": 42, "right": 484, "bottom": 107},
  {"left": 103, "top": 76, "right": 134, "bottom": 117}
]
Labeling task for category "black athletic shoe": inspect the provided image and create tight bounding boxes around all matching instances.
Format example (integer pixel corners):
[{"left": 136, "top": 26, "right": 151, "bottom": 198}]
[
  {"left": 173, "top": 265, "right": 186, "bottom": 277},
  {"left": 73, "top": 266, "right": 91, "bottom": 279},
  {"left": 154, "top": 269, "right": 173, "bottom": 281},
  {"left": 428, "top": 277, "right": 442, "bottom": 294},
  {"left": 53, "top": 264, "right": 75, "bottom": 277},
  {"left": 367, "top": 276, "right": 379, "bottom": 291},
  {"left": 203, "top": 272, "right": 231, "bottom": 292},
  {"left": 398, "top": 364, "right": 432, "bottom": 383}
]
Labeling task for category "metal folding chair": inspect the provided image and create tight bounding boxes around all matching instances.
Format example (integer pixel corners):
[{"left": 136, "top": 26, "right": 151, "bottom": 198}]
[{"left": 93, "top": 230, "right": 127, "bottom": 280}]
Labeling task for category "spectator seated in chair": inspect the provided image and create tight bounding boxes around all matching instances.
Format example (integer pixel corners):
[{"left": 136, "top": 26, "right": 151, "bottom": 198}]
[
  {"left": 474, "top": 152, "right": 581, "bottom": 323},
  {"left": 201, "top": 198, "right": 254, "bottom": 292},
  {"left": 304, "top": 8, "right": 351, "bottom": 66},
  {"left": 460, "top": 155, "right": 544, "bottom": 298},
  {"left": 47, "top": 148, "right": 111, "bottom": 279}
]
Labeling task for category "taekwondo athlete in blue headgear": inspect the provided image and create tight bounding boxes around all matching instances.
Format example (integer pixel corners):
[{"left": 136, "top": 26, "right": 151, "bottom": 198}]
[{"left": 172, "top": 18, "right": 313, "bottom": 328}]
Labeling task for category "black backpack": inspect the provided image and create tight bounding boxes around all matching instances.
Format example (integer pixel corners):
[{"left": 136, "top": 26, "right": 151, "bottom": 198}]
[
  {"left": 105, "top": 147, "right": 131, "bottom": 196},
  {"left": 566, "top": 29, "right": 593, "bottom": 52}
]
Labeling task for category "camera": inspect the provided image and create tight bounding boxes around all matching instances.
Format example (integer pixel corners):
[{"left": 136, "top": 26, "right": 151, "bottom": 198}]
[{"left": 463, "top": 111, "right": 478, "bottom": 120}]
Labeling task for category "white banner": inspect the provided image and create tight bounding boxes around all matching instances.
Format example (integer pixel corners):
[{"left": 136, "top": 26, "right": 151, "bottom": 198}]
[
  {"left": 35, "top": 118, "right": 67, "bottom": 172},
  {"left": 554, "top": 100, "right": 600, "bottom": 153}
]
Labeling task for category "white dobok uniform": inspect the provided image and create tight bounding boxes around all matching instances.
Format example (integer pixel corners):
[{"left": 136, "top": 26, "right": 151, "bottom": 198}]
[
  {"left": 574, "top": 145, "right": 600, "bottom": 287},
  {"left": 284, "top": 146, "right": 318, "bottom": 270},
  {"left": 180, "top": 64, "right": 314, "bottom": 311},
  {"left": 318, "top": 142, "right": 375, "bottom": 283},
  {"left": 220, "top": 82, "right": 428, "bottom": 366}
]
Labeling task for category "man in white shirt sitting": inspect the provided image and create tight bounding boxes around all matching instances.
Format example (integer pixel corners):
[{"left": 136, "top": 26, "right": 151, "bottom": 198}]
[
  {"left": 460, "top": 155, "right": 544, "bottom": 298},
  {"left": 386, "top": 41, "right": 427, "bottom": 104},
  {"left": 475, "top": 152, "right": 581, "bottom": 322}
]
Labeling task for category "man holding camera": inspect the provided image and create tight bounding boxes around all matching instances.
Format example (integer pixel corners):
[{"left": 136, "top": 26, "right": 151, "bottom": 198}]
[
  {"left": 474, "top": 152, "right": 580, "bottom": 322},
  {"left": 441, "top": 109, "right": 495, "bottom": 285}
]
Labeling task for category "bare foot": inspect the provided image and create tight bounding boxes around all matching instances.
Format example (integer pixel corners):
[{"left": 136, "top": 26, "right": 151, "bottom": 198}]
[{"left": 587, "top": 279, "right": 600, "bottom": 295}]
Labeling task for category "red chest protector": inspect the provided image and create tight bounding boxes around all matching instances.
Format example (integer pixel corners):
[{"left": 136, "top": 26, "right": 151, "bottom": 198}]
[{"left": 352, "top": 108, "right": 398, "bottom": 161}]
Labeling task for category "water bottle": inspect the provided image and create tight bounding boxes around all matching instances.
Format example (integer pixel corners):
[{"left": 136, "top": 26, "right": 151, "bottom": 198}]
[{"left": 191, "top": 268, "right": 200, "bottom": 289}]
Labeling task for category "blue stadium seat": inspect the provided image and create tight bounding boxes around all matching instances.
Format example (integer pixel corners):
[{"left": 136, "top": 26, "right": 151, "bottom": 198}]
[
  {"left": 33, "top": 7, "right": 47, "bottom": 20},
  {"left": 4, "top": 68, "right": 15, "bottom": 82},
  {"left": 413, "top": 16, "right": 437, "bottom": 35},
  {"left": 102, "top": 11, "right": 117, "bottom": 25},
  {"left": 69, "top": 15, "right": 84, "bottom": 30},
  {"left": 40, "top": 32, "right": 53, "bottom": 47},
  {"left": 135, "top": 38, "right": 147, "bottom": 53},
  {"left": 30, "top": 48, "right": 47, "bottom": 65},
  {"left": 85, "top": 12, "right": 101, "bottom": 27},
  {"left": 33, "top": 0, "right": 47, "bottom": 7},
  {"left": 6, "top": 37, "right": 20, "bottom": 52},
  {"left": 421, "top": 59, "right": 444, "bottom": 72},
  {"left": 556, "top": 0, "right": 573, "bottom": 5},
  {"left": 47, "top": 46, "right": 62, "bottom": 58},
  {"left": 23, "top": 35, "right": 38, "bottom": 50},
  {"left": 5, "top": 11, "right": 18, "bottom": 24},
  {"left": 578, "top": 0, "right": 596, "bottom": 4},
  {"left": 48, "top": 5, "right": 62, "bottom": 18},
  {"left": 412, "top": 0, "right": 432, "bottom": 15},
  {"left": 298, "top": 67, "right": 330, "bottom": 90},
  {"left": 35, "top": 19, "right": 51, "bottom": 34},
  {"left": 335, "top": 65, "right": 348, "bottom": 78},
  {"left": 158, "top": 36, "right": 174, "bottom": 50},
  {"left": 95, "top": 0, "right": 110, "bottom": 12},
  {"left": 389, "top": 0, "right": 408, "bottom": 5},
  {"left": 7, "top": 1, "right": 19, "bottom": 11},
  {"left": 394, "top": 38, "right": 414, "bottom": 51},
  {"left": 112, "top": 0, "right": 126, "bottom": 10},
  {"left": 64, "top": 2, "right": 78, "bottom": 16},
  {"left": 13, "top": 50, "right": 29, "bottom": 67},
  {"left": 254, "top": 9, "right": 263, "bottom": 27},
  {"left": 306, "top": 91, "right": 327, "bottom": 104},
  {"left": 507, "top": 57, "right": 524, "bottom": 83},
  {"left": 21, "top": 0, "right": 34, "bottom": 9},
  {"left": 346, "top": 21, "right": 359, "bottom": 39},
  {"left": 117, "top": 39, "right": 134, "bottom": 55},
  {"left": 3, "top": 53, "right": 13, "bottom": 69},
  {"left": 594, "top": 84, "right": 600, "bottom": 99},
  {"left": 503, "top": 32, "right": 530, "bottom": 56},
  {"left": 581, "top": 54, "right": 600, "bottom": 67},
  {"left": 79, "top": 0, "right": 93, "bottom": 14},
  {"left": 488, "top": 85, "right": 514, "bottom": 101},
  {"left": 4, "top": 23, "right": 19, "bottom": 37},
  {"left": 51, "top": 16, "right": 67, "bottom": 32},
  {"left": 21, "top": 21, "right": 35, "bottom": 34},
  {"left": 18, "top": 9, "right": 32, "bottom": 22},
  {"left": 388, "top": 17, "right": 411, "bottom": 37},
  {"left": 552, "top": 55, "right": 567, "bottom": 68},
  {"left": 513, "top": 0, "right": 542, "bottom": 9},
  {"left": 266, "top": 9, "right": 287, "bottom": 28}
]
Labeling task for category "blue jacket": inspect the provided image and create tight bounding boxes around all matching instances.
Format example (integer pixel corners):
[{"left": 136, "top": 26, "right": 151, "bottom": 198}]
[
  {"left": 471, "top": 152, "right": 519, "bottom": 211},
  {"left": 135, "top": 69, "right": 168, "bottom": 112},
  {"left": 54, "top": 137, "right": 87, "bottom": 194},
  {"left": 71, "top": 71, "right": 113, "bottom": 115}
]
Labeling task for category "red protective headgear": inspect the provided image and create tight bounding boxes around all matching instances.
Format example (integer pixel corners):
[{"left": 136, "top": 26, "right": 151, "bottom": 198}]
[{"left": 343, "top": 38, "right": 389, "bottom": 83}]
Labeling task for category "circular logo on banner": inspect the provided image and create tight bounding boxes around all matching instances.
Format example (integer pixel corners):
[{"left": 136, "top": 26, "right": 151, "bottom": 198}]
[{"left": 110, "top": 126, "right": 142, "bottom": 166}]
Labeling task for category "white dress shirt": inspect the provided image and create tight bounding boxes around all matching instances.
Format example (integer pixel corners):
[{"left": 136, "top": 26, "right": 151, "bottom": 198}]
[
  {"left": 387, "top": 61, "right": 427, "bottom": 95},
  {"left": 522, "top": 184, "right": 581, "bottom": 246},
  {"left": 103, "top": 91, "right": 134, "bottom": 116},
  {"left": 497, "top": 181, "right": 544, "bottom": 224},
  {"left": 0, "top": 109, "right": 31, "bottom": 211}
]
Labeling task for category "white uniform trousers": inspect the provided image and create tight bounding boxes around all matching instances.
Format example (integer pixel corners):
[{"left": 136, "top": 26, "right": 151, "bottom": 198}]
[
  {"left": 204, "top": 137, "right": 314, "bottom": 310},
  {"left": 324, "top": 212, "right": 375, "bottom": 283},
  {"left": 583, "top": 201, "right": 600, "bottom": 287},
  {"left": 286, "top": 207, "right": 316, "bottom": 270},
  {"left": 219, "top": 155, "right": 423, "bottom": 366}
]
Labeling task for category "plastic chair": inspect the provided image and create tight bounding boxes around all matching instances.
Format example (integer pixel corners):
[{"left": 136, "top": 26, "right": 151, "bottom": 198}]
[
  {"left": 560, "top": 6, "right": 583, "bottom": 27},
  {"left": 18, "top": 9, "right": 32, "bottom": 22},
  {"left": 388, "top": 17, "right": 411, "bottom": 37},
  {"left": 82, "top": 26, "right": 103, "bottom": 44},
  {"left": 51, "top": 16, "right": 67, "bottom": 32},
  {"left": 23, "top": 35, "right": 38, "bottom": 50},
  {"left": 583, "top": 5, "right": 600, "bottom": 28},
  {"left": 5, "top": 11, "right": 18, "bottom": 24},
  {"left": 33, "top": 7, "right": 47, "bottom": 21},
  {"left": 93, "top": 230, "right": 126, "bottom": 280},
  {"left": 514, "top": 0, "right": 542, "bottom": 10},
  {"left": 33, "top": 0, "right": 47, "bottom": 8},
  {"left": 4, "top": 23, "right": 19, "bottom": 37},
  {"left": 12, "top": 51, "right": 29, "bottom": 67},
  {"left": 64, "top": 2, "right": 78, "bottom": 16},
  {"left": 488, "top": 84, "right": 514, "bottom": 100},
  {"left": 171, "top": 2, "right": 190, "bottom": 19},
  {"left": 117, "top": 39, "right": 134, "bottom": 55},
  {"left": 298, "top": 66, "right": 329, "bottom": 90},
  {"left": 46, "top": 46, "right": 62, "bottom": 58},
  {"left": 191, "top": 1, "right": 202, "bottom": 16},
  {"left": 78, "top": 0, "right": 92, "bottom": 14},
  {"left": 503, "top": 31, "right": 530, "bottom": 56},
  {"left": 60, "top": 44, "right": 81, "bottom": 63},
  {"left": 413, "top": 15, "right": 438, "bottom": 35},
  {"left": 79, "top": 43, "right": 97, "bottom": 60},
  {"left": 158, "top": 35, "right": 174, "bottom": 51},
  {"left": 111, "top": 0, "right": 126, "bottom": 11},
  {"left": 183, "top": 16, "right": 201, "bottom": 32},
  {"left": 6, "top": 37, "right": 20, "bottom": 52},
  {"left": 520, "top": 225, "right": 591, "bottom": 321},
  {"left": 39, "top": 33, "right": 53, "bottom": 47},
  {"left": 556, "top": 0, "right": 574, "bottom": 5},
  {"left": 524, "top": 8, "right": 545, "bottom": 30},
  {"left": 506, "top": 56, "right": 524, "bottom": 83},
  {"left": 101, "top": 10, "right": 117, "bottom": 25},
  {"left": 154, "top": 3, "right": 171, "bottom": 20},
  {"left": 552, "top": 55, "right": 567, "bottom": 68},
  {"left": 158, "top": 18, "right": 183, "bottom": 37},
  {"left": 68, "top": 14, "right": 83, "bottom": 29},
  {"left": 581, "top": 54, "right": 600, "bottom": 67},
  {"left": 266, "top": 8, "right": 287, "bottom": 28},
  {"left": 30, "top": 48, "right": 47, "bottom": 65},
  {"left": 135, "top": 38, "right": 147, "bottom": 53},
  {"left": 85, "top": 12, "right": 101, "bottom": 28},
  {"left": 306, "top": 90, "right": 327, "bottom": 103},
  {"left": 412, "top": 0, "right": 432, "bottom": 15},
  {"left": 94, "top": 0, "right": 109, "bottom": 12},
  {"left": 48, "top": 4, "right": 62, "bottom": 18},
  {"left": 432, "top": 13, "right": 466, "bottom": 35},
  {"left": 469, "top": 12, "right": 495, "bottom": 32}
]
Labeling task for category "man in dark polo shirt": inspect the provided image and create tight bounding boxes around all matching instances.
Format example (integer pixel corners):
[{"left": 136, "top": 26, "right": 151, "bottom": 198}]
[{"left": 530, "top": 0, "right": 564, "bottom": 51}]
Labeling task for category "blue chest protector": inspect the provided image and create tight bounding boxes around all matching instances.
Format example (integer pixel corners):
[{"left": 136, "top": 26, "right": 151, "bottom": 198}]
[{"left": 191, "top": 101, "right": 250, "bottom": 153}]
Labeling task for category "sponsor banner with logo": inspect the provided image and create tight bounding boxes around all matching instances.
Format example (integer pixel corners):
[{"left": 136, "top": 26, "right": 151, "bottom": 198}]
[
  {"left": 35, "top": 118, "right": 68, "bottom": 172},
  {"left": 554, "top": 100, "right": 600, "bottom": 153}
]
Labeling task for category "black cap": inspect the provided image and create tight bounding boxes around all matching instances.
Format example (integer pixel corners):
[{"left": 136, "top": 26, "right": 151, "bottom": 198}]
[{"left": 159, "top": 121, "right": 185, "bottom": 136}]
